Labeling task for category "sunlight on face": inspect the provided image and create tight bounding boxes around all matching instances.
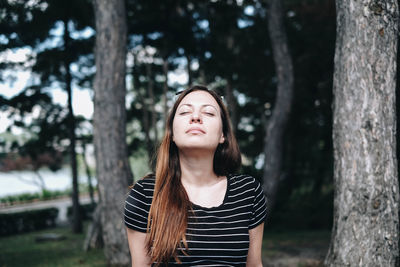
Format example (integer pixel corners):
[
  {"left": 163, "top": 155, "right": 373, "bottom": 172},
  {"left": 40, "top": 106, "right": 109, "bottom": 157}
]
[{"left": 172, "top": 91, "right": 224, "bottom": 152}]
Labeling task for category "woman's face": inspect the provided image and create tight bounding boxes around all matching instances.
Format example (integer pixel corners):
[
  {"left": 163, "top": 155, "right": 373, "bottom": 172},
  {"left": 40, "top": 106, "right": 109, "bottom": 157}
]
[{"left": 172, "top": 90, "right": 225, "bottom": 152}]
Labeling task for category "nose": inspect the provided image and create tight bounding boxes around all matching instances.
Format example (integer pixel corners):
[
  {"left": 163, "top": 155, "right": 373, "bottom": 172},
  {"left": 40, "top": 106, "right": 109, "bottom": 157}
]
[{"left": 190, "top": 112, "right": 202, "bottom": 124}]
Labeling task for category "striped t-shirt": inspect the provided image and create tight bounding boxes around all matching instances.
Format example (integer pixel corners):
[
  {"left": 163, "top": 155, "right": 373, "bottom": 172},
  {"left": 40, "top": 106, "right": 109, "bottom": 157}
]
[{"left": 124, "top": 174, "right": 267, "bottom": 266}]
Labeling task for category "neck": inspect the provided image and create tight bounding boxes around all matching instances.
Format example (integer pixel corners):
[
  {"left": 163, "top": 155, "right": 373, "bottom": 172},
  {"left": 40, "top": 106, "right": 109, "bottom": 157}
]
[{"left": 178, "top": 149, "right": 221, "bottom": 186}]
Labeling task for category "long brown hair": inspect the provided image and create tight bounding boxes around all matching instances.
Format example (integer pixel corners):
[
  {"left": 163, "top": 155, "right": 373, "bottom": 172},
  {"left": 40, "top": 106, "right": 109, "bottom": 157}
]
[{"left": 147, "top": 85, "right": 241, "bottom": 264}]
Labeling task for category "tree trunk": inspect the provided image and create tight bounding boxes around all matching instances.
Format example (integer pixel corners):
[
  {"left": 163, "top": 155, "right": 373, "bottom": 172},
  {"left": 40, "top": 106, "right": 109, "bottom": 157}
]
[
  {"left": 224, "top": 77, "right": 237, "bottom": 132},
  {"left": 199, "top": 68, "right": 206, "bottom": 85},
  {"left": 325, "top": 1, "right": 399, "bottom": 266},
  {"left": 262, "top": 0, "right": 294, "bottom": 210},
  {"left": 82, "top": 142, "right": 95, "bottom": 206},
  {"left": 140, "top": 89, "right": 153, "bottom": 161},
  {"left": 162, "top": 58, "right": 169, "bottom": 124},
  {"left": 64, "top": 18, "right": 82, "bottom": 234},
  {"left": 93, "top": 0, "right": 132, "bottom": 265},
  {"left": 34, "top": 170, "right": 46, "bottom": 193},
  {"left": 186, "top": 54, "right": 192, "bottom": 86},
  {"left": 132, "top": 55, "right": 153, "bottom": 163},
  {"left": 83, "top": 204, "right": 103, "bottom": 251}
]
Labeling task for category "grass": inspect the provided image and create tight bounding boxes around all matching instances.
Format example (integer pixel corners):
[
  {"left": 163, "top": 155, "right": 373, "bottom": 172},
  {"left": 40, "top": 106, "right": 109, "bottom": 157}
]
[
  {"left": 0, "top": 223, "right": 107, "bottom": 267},
  {"left": 0, "top": 223, "right": 330, "bottom": 267}
]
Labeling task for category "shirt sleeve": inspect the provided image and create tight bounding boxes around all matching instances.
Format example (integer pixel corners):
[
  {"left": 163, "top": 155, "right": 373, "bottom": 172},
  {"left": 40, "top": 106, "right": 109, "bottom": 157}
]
[
  {"left": 248, "top": 178, "right": 267, "bottom": 229},
  {"left": 124, "top": 179, "right": 152, "bottom": 233}
]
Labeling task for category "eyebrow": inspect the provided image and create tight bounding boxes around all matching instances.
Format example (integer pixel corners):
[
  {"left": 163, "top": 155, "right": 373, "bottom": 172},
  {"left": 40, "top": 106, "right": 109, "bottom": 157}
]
[{"left": 178, "top": 104, "right": 218, "bottom": 111}]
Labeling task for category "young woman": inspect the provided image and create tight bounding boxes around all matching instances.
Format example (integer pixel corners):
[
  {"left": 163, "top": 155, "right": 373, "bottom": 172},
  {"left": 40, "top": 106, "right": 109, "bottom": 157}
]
[{"left": 124, "top": 85, "right": 267, "bottom": 266}]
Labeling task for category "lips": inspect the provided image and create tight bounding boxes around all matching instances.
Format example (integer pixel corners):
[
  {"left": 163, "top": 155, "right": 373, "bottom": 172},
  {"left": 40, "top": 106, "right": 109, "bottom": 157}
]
[{"left": 186, "top": 127, "right": 206, "bottom": 134}]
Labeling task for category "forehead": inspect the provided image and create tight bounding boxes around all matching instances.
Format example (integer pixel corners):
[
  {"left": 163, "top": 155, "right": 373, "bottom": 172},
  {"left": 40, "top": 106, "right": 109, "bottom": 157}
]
[{"left": 178, "top": 90, "right": 220, "bottom": 108}]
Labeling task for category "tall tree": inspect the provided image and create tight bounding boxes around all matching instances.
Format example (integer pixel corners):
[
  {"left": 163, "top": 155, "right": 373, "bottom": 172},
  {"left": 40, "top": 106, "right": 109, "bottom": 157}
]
[
  {"left": 325, "top": 0, "right": 399, "bottom": 265},
  {"left": 93, "top": 0, "right": 132, "bottom": 265},
  {"left": 262, "top": 0, "right": 294, "bottom": 210},
  {"left": 205, "top": 1, "right": 242, "bottom": 130},
  {"left": 63, "top": 17, "right": 82, "bottom": 234},
  {"left": 125, "top": 0, "right": 202, "bottom": 164},
  {"left": 0, "top": 0, "right": 94, "bottom": 233}
]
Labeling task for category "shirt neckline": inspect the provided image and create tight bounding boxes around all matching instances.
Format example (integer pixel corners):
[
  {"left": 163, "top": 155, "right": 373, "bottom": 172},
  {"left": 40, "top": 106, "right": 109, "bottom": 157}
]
[{"left": 190, "top": 174, "right": 231, "bottom": 211}]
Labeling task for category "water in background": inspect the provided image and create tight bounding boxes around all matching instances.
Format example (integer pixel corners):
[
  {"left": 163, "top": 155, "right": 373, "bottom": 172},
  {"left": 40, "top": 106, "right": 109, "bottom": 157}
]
[{"left": 0, "top": 168, "right": 93, "bottom": 197}]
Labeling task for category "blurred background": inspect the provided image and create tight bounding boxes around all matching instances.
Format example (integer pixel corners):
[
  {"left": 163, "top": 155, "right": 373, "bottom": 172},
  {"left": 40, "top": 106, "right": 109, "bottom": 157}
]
[{"left": 0, "top": 0, "right": 378, "bottom": 266}]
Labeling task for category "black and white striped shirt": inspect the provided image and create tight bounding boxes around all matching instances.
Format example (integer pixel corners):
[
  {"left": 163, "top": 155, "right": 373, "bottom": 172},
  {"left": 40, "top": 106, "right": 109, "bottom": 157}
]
[{"left": 124, "top": 174, "right": 267, "bottom": 266}]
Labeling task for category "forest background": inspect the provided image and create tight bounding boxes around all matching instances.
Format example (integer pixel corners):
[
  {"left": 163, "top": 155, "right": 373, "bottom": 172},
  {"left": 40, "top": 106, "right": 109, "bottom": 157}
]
[{"left": 1, "top": 0, "right": 398, "bottom": 266}]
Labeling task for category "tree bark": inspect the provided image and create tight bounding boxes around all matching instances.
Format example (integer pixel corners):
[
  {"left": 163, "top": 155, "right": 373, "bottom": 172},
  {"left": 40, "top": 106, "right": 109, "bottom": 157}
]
[
  {"left": 83, "top": 204, "right": 103, "bottom": 251},
  {"left": 64, "top": 18, "right": 82, "bottom": 234},
  {"left": 162, "top": 58, "right": 169, "bottom": 125},
  {"left": 262, "top": 0, "right": 294, "bottom": 210},
  {"left": 224, "top": 77, "right": 237, "bottom": 132},
  {"left": 93, "top": 0, "right": 132, "bottom": 265},
  {"left": 186, "top": 54, "right": 192, "bottom": 86},
  {"left": 324, "top": 0, "right": 399, "bottom": 266}
]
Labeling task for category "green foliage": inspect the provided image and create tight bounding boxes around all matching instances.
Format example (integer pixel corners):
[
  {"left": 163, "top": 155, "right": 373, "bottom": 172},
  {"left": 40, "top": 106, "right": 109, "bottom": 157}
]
[
  {"left": 0, "top": 189, "right": 72, "bottom": 205},
  {"left": 41, "top": 189, "right": 53, "bottom": 200},
  {"left": 0, "top": 0, "right": 95, "bottom": 169},
  {"left": 0, "top": 192, "right": 41, "bottom": 204},
  {"left": 129, "top": 149, "right": 151, "bottom": 180},
  {"left": 0, "top": 0, "right": 338, "bottom": 230},
  {"left": 0, "top": 208, "right": 58, "bottom": 236}
]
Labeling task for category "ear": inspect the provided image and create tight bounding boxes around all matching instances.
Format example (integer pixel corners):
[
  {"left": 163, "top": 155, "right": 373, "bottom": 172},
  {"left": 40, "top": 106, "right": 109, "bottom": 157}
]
[{"left": 219, "top": 134, "right": 225, "bottom": 144}]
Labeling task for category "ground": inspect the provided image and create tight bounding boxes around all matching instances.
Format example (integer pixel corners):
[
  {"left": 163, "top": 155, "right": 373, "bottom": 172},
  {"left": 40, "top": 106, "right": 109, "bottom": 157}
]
[
  {"left": 0, "top": 224, "right": 330, "bottom": 267},
  {"left": 262, "top": 230, "right": 330, "bottom": 267}
]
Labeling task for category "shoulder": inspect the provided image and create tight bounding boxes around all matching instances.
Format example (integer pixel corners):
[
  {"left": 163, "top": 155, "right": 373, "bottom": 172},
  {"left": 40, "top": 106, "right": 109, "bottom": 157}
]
[
  {"left": 132, "top": 173, "right": 155, "bottom": 192},
  {"left": 229, "top": 175, "right": 267, "bottom": 229},
  {"left": 229, "top": 174, "right": 263, "bottom": 192},
  {"left": 126, "top": 174, "right": 155, "bottom": 205},
  {"left": 124, "top": 174, "right": 155, "bottom": 232}
]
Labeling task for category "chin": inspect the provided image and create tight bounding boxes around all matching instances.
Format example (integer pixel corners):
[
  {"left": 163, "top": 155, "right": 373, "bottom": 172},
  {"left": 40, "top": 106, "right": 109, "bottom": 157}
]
[{"left": 177, "top": 142, "right": 219, "bottom": 152}]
